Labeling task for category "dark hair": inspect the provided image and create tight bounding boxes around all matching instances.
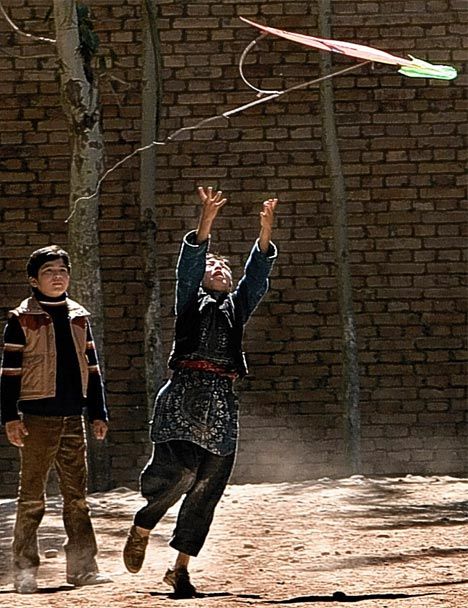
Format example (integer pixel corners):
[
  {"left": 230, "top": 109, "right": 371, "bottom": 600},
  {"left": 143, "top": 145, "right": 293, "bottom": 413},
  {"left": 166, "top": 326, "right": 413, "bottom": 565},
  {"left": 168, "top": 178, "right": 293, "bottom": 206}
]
[{"left": 26, "top": 245, "right": 71, "bottom": 278}]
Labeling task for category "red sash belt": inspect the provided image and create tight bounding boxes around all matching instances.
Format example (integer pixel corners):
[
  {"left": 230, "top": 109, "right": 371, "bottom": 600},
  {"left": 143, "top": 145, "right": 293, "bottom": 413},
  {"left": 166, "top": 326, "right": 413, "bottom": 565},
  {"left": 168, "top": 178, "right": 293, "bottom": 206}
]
[{"left": 176, "top": 359, "right": 238, "bottom": 381}]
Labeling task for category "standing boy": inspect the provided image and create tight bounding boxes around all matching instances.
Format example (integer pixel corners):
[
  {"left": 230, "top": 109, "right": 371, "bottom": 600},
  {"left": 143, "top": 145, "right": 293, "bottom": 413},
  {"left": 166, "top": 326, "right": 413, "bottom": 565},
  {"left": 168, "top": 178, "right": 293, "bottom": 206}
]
[
  {"left": 0, "top": 245, "right": 111, "bottom": 593},
  {"left": 123, "top": 186, "right": 278, "bottom": 597}
]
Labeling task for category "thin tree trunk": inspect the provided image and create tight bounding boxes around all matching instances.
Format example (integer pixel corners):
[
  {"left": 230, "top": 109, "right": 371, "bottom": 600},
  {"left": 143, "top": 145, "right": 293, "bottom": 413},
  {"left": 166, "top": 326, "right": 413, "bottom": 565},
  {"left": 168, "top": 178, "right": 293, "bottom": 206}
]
[
  {"left": 140, "top": 0, "right": 165, "bottom": 417},
  {"left": 53, "top": 0, "right": 111, "bottom": 491},
  {"left": 318, "top": 0, "right": 361, "bottom": 474}
]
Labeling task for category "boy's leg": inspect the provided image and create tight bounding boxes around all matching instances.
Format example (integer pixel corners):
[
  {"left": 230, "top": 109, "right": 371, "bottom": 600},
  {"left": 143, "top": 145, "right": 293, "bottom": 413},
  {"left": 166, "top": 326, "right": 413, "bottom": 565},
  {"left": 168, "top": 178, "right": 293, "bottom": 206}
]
[
  {"left": 163, "top": 552, "right": 196, "bottom": 598},
  {"left": 12, "top": 415, "right": 62, "bottom": 589},
  {"left": 123, "top": 441, "right": 197, "bottom": 573},
  {"left": 162, "top": 447, "right": 235, "bottom": 598},
  {"left": 54, "top": 416, "right": 100, "bottom": 582},
  {"left": 135, "top": 441, "right": 199, "bottom": 528},
  {"left": 169, "top": 447, "right": 235, "bottom": 557}
]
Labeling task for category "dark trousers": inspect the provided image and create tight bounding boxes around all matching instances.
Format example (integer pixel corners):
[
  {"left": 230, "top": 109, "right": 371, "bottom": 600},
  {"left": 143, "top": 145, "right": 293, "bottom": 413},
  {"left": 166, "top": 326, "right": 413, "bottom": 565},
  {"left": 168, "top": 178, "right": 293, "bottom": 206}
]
[
  {"left": 134, "top": 440, "right": 235, "bottom": 556},
  {"left": 12, "top": 415, "right": 98, "bottom": 578}
]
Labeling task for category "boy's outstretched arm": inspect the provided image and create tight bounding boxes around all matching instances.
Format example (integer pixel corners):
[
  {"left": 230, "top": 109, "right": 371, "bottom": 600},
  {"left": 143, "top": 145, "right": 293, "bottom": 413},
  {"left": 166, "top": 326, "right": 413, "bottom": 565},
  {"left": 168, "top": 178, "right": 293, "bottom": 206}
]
[
  {"left": 196, "top": 186, "right": 227, "bottom": 244},
  {"left": 231, "top": 197, "right": 279, "bottom": 324},
  {"left": 259, "top": 198, "right": 278, "bottom": 253}
]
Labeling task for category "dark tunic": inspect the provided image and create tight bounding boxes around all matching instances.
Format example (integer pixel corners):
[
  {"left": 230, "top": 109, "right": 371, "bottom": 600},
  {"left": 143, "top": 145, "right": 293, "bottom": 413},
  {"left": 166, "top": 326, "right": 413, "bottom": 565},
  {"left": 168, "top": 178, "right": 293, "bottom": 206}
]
[{"left": 150, "top": 230, "right": 277, "bottom": 456}]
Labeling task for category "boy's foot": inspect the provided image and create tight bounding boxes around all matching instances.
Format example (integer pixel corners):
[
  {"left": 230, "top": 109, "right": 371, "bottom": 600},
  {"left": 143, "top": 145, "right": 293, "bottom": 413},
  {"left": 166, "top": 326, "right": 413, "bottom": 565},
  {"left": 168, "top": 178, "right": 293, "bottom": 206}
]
[
  {"left": 67, "top": 572, "right": 113, "bottom": 586},
  {"left": 123, "top": 525, "right": 149, "bottom": 573},
  {"left": 163, "top": 567, "right": 197, "bottom": 598},
  {"left": 14, "top": 568, "right": 38, "bottom": 594}
]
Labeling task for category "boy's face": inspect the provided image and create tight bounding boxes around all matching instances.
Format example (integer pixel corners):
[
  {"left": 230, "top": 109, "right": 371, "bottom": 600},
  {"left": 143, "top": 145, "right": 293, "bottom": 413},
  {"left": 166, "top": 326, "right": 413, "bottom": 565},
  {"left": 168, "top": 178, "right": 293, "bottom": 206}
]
[
  {"left": 202, "top": 257, "right": 232, "bottom": 293},
  {"left": 30, "top": 259, "right": 70, "bottom": 297}
]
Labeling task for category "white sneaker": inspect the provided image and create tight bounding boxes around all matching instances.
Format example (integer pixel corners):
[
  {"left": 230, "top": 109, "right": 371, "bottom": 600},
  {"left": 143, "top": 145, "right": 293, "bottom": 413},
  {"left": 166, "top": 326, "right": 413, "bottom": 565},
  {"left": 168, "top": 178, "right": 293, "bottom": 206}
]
[
  {"left": 14, "top": 568, "right": 38, "bottom": 594},
  {"left": 67, "top": 571, "right": 113, "bottom": 586}
]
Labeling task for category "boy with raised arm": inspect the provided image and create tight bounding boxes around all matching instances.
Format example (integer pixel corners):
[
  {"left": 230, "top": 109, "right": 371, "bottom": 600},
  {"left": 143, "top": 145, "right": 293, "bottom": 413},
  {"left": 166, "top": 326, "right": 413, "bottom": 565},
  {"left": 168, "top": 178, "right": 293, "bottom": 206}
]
[{"left": 123, "top": 186, "right": 278, "bottom": 597}]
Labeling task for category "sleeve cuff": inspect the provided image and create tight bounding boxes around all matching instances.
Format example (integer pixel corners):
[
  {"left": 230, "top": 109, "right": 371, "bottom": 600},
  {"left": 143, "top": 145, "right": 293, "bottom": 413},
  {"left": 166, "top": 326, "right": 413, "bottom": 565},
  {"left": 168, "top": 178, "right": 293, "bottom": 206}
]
[
  {"left": 254, "top": 239, "right": 278, "bottom": 260},
  {"left": 184, "top": 230, "right": 210, "bottom": 250}
]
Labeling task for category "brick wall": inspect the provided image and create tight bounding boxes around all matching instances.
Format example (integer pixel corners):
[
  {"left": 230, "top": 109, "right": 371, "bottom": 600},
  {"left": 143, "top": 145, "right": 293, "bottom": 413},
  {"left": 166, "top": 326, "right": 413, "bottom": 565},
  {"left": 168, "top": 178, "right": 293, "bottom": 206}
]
[{"left": 0, "top": 0, "right": 466, "bottom": 496}]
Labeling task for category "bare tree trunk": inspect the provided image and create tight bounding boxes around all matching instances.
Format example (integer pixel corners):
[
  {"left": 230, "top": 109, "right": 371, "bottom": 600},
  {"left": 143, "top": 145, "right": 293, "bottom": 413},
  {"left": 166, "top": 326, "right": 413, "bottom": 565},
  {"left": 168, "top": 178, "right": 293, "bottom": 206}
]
[
  {"left": 53, "top": 0, "right": 111, "bottom": 491},
  {"left": 318, "top": 0, "right": 361, "bottom": 474},
  {"left": 140, "top": 0, "right": 165, "bottom": 417}
]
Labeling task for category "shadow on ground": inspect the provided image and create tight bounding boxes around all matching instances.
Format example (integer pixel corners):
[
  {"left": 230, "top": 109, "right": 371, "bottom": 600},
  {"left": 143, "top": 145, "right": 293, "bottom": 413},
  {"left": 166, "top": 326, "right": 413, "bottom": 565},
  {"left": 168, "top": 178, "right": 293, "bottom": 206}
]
[{"left": 140, "top": 588, "right": 436, "bottom": 603}]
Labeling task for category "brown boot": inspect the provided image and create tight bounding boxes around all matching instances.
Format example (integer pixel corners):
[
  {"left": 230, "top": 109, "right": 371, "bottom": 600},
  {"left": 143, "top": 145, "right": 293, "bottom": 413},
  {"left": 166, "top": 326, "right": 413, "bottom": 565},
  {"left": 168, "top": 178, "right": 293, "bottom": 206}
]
[
  {"left": 123, "top": 525, "right": 149, "bottom": 573},
  {"left": 163, "top": 567, "right": 197, "bottom": 598}
]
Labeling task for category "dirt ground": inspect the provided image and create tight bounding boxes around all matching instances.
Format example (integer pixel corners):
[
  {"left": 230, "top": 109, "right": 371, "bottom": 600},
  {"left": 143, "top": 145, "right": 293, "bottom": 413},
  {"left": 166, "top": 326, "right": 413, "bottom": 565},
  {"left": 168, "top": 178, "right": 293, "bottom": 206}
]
[{"left": 0, "top": 475, "right": 467, "bottom": 607}]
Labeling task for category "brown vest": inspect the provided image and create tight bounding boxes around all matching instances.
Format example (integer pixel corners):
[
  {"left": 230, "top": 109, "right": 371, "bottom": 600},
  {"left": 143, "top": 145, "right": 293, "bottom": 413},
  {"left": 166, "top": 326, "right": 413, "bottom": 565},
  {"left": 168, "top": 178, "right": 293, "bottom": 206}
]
[{"left": 9, "top": 297, "right": 90, "bottom": 401}]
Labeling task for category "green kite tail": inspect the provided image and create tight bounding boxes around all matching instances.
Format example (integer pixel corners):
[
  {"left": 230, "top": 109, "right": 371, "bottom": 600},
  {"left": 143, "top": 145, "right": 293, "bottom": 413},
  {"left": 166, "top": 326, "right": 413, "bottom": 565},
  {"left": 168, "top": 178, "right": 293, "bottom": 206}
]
[{"left": 398, "top": 55, "right": 458, "bottom": 80}]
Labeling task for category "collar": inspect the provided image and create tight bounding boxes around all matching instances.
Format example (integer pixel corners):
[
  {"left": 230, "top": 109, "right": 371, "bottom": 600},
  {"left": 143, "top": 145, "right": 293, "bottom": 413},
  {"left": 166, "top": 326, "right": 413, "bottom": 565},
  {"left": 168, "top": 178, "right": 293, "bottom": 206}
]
[
  {"left": 11, "top": 296, "right": 90, "bottom": 318},
  {"left": 33, "top": 288, "right": 68, "bottom": 307}
]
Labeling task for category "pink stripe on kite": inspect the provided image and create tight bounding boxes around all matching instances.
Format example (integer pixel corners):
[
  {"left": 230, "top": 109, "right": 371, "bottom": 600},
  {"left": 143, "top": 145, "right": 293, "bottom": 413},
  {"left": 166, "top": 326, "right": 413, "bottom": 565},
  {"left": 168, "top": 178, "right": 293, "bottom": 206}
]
[{"left": 240, "top": 17, "right": 415, "bottom": 68}]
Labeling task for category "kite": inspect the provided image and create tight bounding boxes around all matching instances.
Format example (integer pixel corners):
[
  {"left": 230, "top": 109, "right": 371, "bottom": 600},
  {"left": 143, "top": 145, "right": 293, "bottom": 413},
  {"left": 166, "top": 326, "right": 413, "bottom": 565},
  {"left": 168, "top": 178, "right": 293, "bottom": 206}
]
[
  {"left": 68, "top": 17, "right": 458, "bottom": 216},
  {"left": 240, "top": 17, "right": 457, "bottom": 81}
]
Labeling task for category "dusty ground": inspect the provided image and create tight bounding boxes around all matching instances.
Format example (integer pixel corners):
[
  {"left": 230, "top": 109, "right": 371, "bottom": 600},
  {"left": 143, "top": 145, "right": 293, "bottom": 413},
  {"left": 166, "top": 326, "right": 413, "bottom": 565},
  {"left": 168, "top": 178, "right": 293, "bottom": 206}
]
[{"left": 0, "top": 475, "right": 467, "bottom": 607}]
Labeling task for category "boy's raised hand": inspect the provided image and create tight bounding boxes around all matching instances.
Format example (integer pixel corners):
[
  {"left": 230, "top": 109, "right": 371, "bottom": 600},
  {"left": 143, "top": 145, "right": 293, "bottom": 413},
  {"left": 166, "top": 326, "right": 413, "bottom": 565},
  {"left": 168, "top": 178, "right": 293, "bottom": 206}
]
[
  {"left": 198, "top": 186, "right": 227, "bottom": 217},
  {"left": 260, "top": 197, "right": 278, "bottom": 230},
  {"left": 196, "top": 186, "right": 227, "bottom": 243},
  {"left": 259, "top": 197, "right": 278, "bottom": 253}
]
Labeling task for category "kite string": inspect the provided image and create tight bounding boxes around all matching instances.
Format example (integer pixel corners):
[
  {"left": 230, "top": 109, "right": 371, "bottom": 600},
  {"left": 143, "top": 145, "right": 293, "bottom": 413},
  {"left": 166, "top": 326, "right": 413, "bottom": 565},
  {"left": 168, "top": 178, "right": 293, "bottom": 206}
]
[
  {"left": 66, "top": 113, "right": 231, "bottom": 222},
  {"left": 223, "top": 60, "right": 370, "bottom": 118},
  {"left": 0, "top": 2, "right": 56, "bottom": 44},
  {"left": 239, "top": 33, "right": 282, "bottom": 95},
  {"left": 66, "top": 43, "right": 369, "bottom": 222}
]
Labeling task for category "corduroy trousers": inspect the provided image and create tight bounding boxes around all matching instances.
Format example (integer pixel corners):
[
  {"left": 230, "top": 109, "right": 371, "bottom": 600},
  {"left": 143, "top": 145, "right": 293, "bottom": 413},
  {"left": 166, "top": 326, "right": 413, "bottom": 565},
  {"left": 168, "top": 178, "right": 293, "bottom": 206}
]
[{"left": 12, "top": 415, "right": 98, "bottom": 578}]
